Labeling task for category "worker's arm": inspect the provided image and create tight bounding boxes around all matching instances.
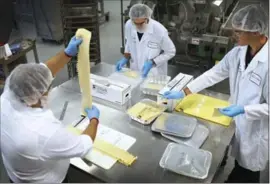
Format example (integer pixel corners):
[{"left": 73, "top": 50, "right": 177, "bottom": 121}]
[
  {"left": 82, "top": 106, "right": 100, "bottom": 141},
  {"left": 152, "top": 31, "right": 176, "bottom": 67},
  {"left": 40, "top": 124, "right": 94, "bottom": 160},
  {"left": 184, "top": 47, "right": 240, "bottom": 94},
  {"left": 45, "top": 51, "right": 71, "bottom": 77},
  {"left": 82, "top": 118, "right": 99, "bottom": 141},
  {"left": 123, "top": 20, "right": 131, "bottom": 59},
  {"left": 45, "top": 36, "right": 82, "bottom": 77},
  {"left": 39, "top": 106, "right": 100, "bottom": 160},
  {"left": 244, "top": 73, "right": 269, "bottom": 120}
]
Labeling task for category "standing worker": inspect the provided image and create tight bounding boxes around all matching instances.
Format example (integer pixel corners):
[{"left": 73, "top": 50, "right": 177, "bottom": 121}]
[
  {"left": 1, "top": 36, "right": 100, "bottom": 183},
  {"left": 163, "top": 4, "right": 268, "bottom": 183},
  {"left": 116, "top": 3, "right": 176, "bottom": 77}
]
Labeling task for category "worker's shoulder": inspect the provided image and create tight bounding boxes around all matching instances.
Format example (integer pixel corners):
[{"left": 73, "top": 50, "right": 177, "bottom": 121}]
[
  {"left": 125, "top": 19, "right": 132, "bottom": 27},
  {"left": 227, "top": 45, "right": 245, "bottom": 56},
  {"left": 151, "top": 19, "right": 168, "bottom": 34}
]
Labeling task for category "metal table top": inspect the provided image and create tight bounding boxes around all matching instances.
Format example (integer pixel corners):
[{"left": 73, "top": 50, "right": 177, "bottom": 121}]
[{"left": 48, "top": 63, "right": 235, "bottom": 183}]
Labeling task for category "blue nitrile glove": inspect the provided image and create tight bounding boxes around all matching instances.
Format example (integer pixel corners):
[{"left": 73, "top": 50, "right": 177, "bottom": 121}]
[
  {"left": 64, "top": 36, "right": 83, "bottom": 57},
  {"left": 116, "top": 57, "right": 128, "bottom": 71},
  {"left": 219, "top": 105, "right": 245, "bottom": 117},
  {"left": 85, "top": 105, "right": 100, "bottom": 120},
  {"left": 163, "top": 91, "right": 185, "bottom": 99},
  {"left": 142, "top": 60, "right": 153, "bottom": 78}
]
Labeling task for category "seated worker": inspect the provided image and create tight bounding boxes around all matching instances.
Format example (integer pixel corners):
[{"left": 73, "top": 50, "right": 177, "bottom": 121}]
[
  {"left": 116, "top": 3, "right": 176, "bottom": 77},
  {"left": 1, "top": 36, "right": 100, "bottom": 183},
  {"left": 163, "top": 4, "right": 268, "bottom": 183}
]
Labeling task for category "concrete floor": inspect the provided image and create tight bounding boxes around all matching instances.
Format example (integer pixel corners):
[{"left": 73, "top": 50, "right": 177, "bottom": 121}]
[{"left": 1, "top": 0, "right": 268, "bottom": 183}]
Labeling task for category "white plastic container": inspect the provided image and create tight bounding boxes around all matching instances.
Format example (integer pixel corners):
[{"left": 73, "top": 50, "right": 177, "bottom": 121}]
[
  {"left": 141, "top": 75, "right": 171, "bottom": 96},
  {"left": 160, "top": 143, "right": 212, "bottom": 179}
]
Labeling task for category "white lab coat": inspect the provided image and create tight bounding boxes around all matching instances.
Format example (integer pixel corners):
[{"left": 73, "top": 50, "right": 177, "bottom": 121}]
[
  {"left": 124, "top": 19, "right": 176, "bottom": 76},
  {"left": 187, "top": 42, "right": 269, "bottom": 171},
  {"left": 0, "top": 88, "right": 93, "bottom": 182}
]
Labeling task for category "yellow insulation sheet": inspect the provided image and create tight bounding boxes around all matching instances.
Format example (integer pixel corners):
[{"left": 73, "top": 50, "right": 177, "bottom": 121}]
[{"left": 175, "top": 94, "right": 232, "bottom": 126}]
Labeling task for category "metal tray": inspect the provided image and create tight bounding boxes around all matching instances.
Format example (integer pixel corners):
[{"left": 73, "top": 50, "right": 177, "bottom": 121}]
[
  {"left": 151, "top": 113, "right": 197, "bottom": 138},
  {"left": 159, "top": 143, "right": 212, "bottom": 179},
  {"left": 127, "top": 99, "right": 167, "bottom": 125},
  {"left": 161, "top": 124, "right": 209, "bottom": 148}
]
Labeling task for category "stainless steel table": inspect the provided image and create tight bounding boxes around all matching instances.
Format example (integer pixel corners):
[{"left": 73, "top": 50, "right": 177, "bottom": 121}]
[{"left": 48, "top": 63, "right": 235, "bottom": 183}]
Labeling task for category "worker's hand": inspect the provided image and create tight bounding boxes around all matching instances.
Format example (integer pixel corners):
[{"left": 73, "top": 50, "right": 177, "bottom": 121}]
[
  {"left": 85, "top": 106, "right": 100, "bottom": 120},
  {"left": 163, "top": 91, "right": 185, "bottom": 99},
  {"left": 142, "top": 60, "right": 153, "bottom": 78},
  {"left": 116, "top": 57, "right": 128, "bottom": 71},
  {"left": 219, "top": 105, "right": 245, "bottom": 117},
  {"left": 64, "top": 36, "right": 83, "bottom": 57}
]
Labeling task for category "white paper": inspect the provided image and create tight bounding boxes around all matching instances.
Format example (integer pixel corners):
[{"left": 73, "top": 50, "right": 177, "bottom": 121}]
[{"left": 70, "top": 119, "right": 136, "bottom": 170}]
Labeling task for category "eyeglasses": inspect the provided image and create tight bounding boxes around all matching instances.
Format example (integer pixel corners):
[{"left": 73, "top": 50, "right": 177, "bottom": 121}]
[{"left": 132, "top": 19, "right": 148, "bottom": 26}]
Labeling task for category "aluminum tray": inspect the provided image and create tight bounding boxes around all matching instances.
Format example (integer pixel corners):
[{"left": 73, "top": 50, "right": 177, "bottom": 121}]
[
  {"left": 161, "top": 124, "right": 209, "bottom": 148},
  {"left": 127, "top": 99, "right": 167, "bottom": 125},
  {"left": 151, "top": 113, "right": 197, "bottom": 138},
  {"left": 159, "top": 143, "right": 212, "bottom": 179}
]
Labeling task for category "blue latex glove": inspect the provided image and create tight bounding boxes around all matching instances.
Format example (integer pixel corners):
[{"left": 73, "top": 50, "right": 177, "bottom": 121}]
[
  {"left": 64, "top": 36, "right": 83, "bottom": 57},
  {"left": 219, "top": 105, "right": 245, "bottom": 117},
  {"left": 85, "top": 105, "right": 100, "bottom": 120},
  {"left": 163, "top": 91, "right": 185, "bottom": 99},
  {"left": 116, "top": 57, "right": 128, "bottom": 71},
  {"left": 142, "top": 60, "right": 153, "bottom": 78}
]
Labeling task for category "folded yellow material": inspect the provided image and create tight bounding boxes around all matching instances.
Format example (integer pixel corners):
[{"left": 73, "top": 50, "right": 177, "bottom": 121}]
[
  {"left": 146, "top": 83, "right": 164, "bottom": 90},
  {"left": 123, "top": 70, "right": 139, "bottom": 78},
  {"left": 127, "top": 102, "right": 165, "bottom": 121},
  {"left": 175, "top": 94, "right": 232, "bottom": 126},
  {"left": 66, "top": 125, "right": 137, "bottom": 166},
  {"left": 93, "top": 139, "right": 137, "bottom": 166}
]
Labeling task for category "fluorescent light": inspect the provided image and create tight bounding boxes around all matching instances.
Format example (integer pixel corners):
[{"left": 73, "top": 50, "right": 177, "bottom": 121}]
[{"left": 213, "top": 0, "right": 223, "bottom": 6}]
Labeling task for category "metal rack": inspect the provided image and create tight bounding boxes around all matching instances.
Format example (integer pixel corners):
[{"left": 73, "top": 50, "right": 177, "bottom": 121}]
[{"left": 60, "top": 0, "right": 101, "bottom": 78}]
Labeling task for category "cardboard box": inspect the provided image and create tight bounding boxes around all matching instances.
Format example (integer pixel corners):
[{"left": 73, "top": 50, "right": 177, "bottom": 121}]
[{"left": 90, "top": 74, "right": 131, "bottom": 105}]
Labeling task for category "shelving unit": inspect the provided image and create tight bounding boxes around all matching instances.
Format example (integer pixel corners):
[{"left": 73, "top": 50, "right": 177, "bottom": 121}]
[{"left": 60, "top": 0, "right": 101, "bottom": 78}]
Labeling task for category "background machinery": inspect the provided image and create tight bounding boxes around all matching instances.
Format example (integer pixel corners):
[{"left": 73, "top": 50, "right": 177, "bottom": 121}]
[{"left": 122, "top": 0, "right": 267, "bottom": 72}]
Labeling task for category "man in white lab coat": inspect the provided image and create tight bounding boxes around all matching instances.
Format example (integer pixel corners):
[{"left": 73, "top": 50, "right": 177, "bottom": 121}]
[
  {"left": 116, "top": 3, "right": 176, "bottom": 77},
  {"left": 163, "top": 5, "right": 269, "bottom": 183},
  {"left": 1, "top": 36, "right": 100, "bottom": 183}
]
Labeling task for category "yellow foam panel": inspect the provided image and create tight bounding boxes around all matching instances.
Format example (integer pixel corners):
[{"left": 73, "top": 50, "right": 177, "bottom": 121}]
[
  {"left": 66, "top": 125, "right": 137, "bottom": 166},
  {"left": 175, "top": 94, "right": 232, "bottom": 126}
]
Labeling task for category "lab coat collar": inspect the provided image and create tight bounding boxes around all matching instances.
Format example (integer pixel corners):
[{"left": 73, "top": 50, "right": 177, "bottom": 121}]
[
  {"left": 252, "top": 40, "right": 268, "bottom": 63},
  {"left": 146, "top": 19, "right": 154, "bottom": 34},
  {"left": 240, "top": 41, "right": 268, "bottom": 75}
]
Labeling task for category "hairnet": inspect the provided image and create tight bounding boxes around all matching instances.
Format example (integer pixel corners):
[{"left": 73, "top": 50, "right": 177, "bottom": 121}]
[
  {"left": 7, "top": 63, "right": 53, "bottom": 106},
  {"left": 232, "top": 4, "right": 268, "bottom": 35},
  {"left": 129, "top": 3, "right": 152, "bottom": 19}
]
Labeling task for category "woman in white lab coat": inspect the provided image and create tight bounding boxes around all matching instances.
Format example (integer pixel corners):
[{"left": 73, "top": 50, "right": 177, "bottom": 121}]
[
  {"left": 1, "top": 36, "right": 100, "bottom": 183},
  {"left": 116, "top": 3, "right": 176, "bottom": 77},
  {"left": 163, "top": 5, "right": 268, "bottom": 183}
]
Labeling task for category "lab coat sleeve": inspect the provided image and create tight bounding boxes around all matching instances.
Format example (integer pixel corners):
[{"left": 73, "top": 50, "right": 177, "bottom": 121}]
[
  {"left": 244, "top": 73, "right": 269, "bottom": 121},
  {"left": 40, "top": 127, "right": 93, "bottom": 160},
  {"left": 153, "top": 31, "right": 176, "bottom": 67},
  {"left": 186, "top": 47, "right": 236, "bottom": 93},
  {"left": 124, "top": 21, "right": 131, "bottom": 54}
]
